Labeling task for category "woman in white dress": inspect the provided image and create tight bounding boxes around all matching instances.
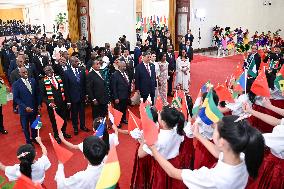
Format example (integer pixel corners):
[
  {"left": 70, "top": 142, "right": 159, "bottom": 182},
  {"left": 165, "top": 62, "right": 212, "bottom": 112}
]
[
  {"left": 176, "top": 49, "right": 190, "bottom": 93},
  {"left": 158, "top": 52, "right": 169, "bottom": 105}
]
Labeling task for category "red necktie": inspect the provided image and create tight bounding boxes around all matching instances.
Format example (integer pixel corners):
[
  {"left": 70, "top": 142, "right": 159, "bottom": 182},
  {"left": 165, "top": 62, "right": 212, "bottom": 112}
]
[{"left": 146, "top": 64, "right": 150, "bottom": 76}]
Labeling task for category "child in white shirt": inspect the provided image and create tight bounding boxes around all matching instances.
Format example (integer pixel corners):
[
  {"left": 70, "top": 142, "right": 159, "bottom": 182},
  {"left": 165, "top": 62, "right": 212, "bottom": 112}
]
[{"left": 0, "top": 137, "right": 50, "bottom": 184}]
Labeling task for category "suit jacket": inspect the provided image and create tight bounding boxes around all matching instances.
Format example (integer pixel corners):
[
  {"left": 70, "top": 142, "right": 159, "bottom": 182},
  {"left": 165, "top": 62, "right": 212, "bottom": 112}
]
[
  {"left": 64, "top": 67, "right": 86, "bottom": 103},
  {"left": 10, "top": 68, "right": 33, "bottom": 84},
  {"left": 39, "top": 76, "right": 66, "bottom": 107},
  {"left": 166, "top": 52, "right": 176, "bottom": 72},
  {"left": 185, "top": 45, "right": 193, "bottom": 62},
  {"left": 185, "top": 34, "right": 194, "bottom": 46},
  {"left": 12, "top": 78, "right": 40, "bottom": 115},
  {"left": 135, "top": 62, "right": 156, "bottom": 97},
  {"left": 86, "top": 71, "right": 109, "bottom": 105},
  {"left": 111, "top": 70, "right": 131, "bottom": 100},
  {"left": 134, "top": 47, "right": 142, "bottom": 67},
  {"left": 32, "top": 55, "right": 49, "bottom": 77},
  {"left": 53, "top": 64, "right": 69, "bottom": 79},
  {"left": 8, "top": 59, "right": 17, "bottom": 77},
  {"left": 246, "top": 53, "right": 261, "bottom": 76}
]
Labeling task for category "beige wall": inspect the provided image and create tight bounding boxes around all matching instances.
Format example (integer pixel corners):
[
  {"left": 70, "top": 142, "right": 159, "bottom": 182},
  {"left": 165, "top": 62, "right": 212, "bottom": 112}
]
[{"left": 0, "top": 8, "right": 23, "bottom": 21}]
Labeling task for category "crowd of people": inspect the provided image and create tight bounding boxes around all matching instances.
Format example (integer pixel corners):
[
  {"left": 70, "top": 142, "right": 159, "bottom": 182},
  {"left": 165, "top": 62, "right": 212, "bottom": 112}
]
[
  {"left": 0, "top": 24, "right": 283, "bottom": 189},
  {"left": 0, "top": 19, "right": 42, "bottom": 37}
]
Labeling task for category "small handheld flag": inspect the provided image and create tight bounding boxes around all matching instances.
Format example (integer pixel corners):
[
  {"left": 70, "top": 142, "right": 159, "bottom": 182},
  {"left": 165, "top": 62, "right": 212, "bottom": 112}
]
[
  {"left": 96, "top": 146, "right": 120, "bottom": 189},
  {"left": 128, "top": 109, "right": 142, "bottom": 133},
  {"left": 49, "top": 133, "right": 73, "bottom": 164},
  {"left": 53, "top": 109, "right": 64, "bottom": 131},
  {"left": 214, "top": 84, "right": 234, "bottom": 102},
  {"left": 31, "top": 115, "right": 42, "bottom": 130},
  {"left": 95, "top": 118, "right": 106, "bottom": 138},
  {"left": 108, "top": 104, "right": 123, "bottom": 126},
  {"left": 155, "top": 96, "right": 163, "bottom": 112},
  {"left": 13, "top": 175, "right": 43, "bottom": 189},
  {"left": 251, "top": 68, "right": 270, "bottom": 97}
]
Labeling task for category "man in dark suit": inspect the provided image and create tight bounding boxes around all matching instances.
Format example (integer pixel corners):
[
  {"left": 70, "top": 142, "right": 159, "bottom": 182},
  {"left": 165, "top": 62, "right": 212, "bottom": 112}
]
[
  {"left": 32, "top": 48, "right": 49, "bottom": 78},
  {"left": 185, "top": 29, "right": 194, "bottom": 46},
  {"left": 111, "top": 60, "right": 131, "bottom": 127},
  {"left": 64, "top": 56, "right": 90, "bottom": 135},
  {"left": 40, "top": 66, "right": 71, "bottom": 143},
  {"left": 134, "top": 41, "right": 142, "bottom": 67},
  {"left": 135, "top": 51, "right": 156, "bottom": 104},
  {"left": 87, "top": 58, "right": 109, "bottom": 120},
  {"left": 121, "top": 49, "right": 134, "bottom": 84},
  {"left": 166, "top": 45, "right": 176, "bottom": 97},
  {"left": 53, "top": 57, "right": 69, "bottom": 79},
  {"left": 185, "top": 40, "right": 194, "bottom": 62},
  {"left": 12, "top": 67, "right": 41, "bottom": 144}
]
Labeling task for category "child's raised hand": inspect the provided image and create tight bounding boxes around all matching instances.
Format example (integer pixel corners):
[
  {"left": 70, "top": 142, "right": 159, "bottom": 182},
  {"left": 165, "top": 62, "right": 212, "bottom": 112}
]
[
  {"left": 192, "top": 122, "right": 200, "bottom": 137},
  {"left": 112, "top": 124, "right": 118, "bottom": 132}
]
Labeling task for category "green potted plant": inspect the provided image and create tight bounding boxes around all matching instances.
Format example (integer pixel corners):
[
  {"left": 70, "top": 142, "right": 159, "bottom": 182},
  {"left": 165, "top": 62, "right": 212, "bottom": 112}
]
[{"left": 55, "top": 12, "right": 67, "bottom": 33}]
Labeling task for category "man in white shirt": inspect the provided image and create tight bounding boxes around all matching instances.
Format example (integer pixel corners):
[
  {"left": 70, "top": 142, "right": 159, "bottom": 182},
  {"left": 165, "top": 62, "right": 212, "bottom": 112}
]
[
  {"left": 55, "top": 136, "right": 108, "bottom": 189},
  {"left": 52, "top": 40, "right": 67, "bottom": 60}
]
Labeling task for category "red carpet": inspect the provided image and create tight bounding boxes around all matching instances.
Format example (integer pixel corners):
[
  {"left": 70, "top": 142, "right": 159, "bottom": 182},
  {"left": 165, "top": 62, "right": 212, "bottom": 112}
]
[{"left": 0, "top": 54, "right": 243, "bottom": 188}]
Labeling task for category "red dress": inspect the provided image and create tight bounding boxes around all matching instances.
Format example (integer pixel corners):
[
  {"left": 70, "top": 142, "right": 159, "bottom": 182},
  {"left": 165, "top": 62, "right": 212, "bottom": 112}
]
[
  {"left": 250, "top": 99, "right": 284, "bottom": 133},
  {"left": 246, "top": 152, "right": 284, "bottom": 189},
  {"left": 149, "top": 137, "right": 194, "bottom": 189},
  {"left": 194, "top": 139, "right": 217, "bottom": 169},
  {"left": 130, "top": 143, "right": 153, "bottom": 189}
]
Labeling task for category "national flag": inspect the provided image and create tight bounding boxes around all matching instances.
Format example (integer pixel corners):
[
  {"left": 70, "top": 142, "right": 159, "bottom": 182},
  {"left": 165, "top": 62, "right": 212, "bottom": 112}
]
[
  {"left": 96, "top": 146, "right": 120, "bottom": 189},
  {"left": 94, "top": 118, "right": 106, "bottom": 138},
  {"left": 233, "top": 62, "right": 243, "bottom": 79},
  {"left": 140, "top": 103, "right": 158, "bottom": 146},
  {"left": 155, "top": 96, "right": 163, "bottom": 112},
  {"left": 54, "top": 109, "right": 64, "bottom": 131},
  {"left": 31, "top": 115, "right": 42, "bottom": 129},
  {"left": 171, "top": 97, "right": 182, "bottom": 109},
  {"left": 199, "top": 90, "right": 223, "bottom": 125},
  {"left": 49, "top": 133, "right": 73, "bottom": 164},
  {"left": 236, "top": 70, "right": 247, "bottom": 91},
  {"left": 251, "top": 69, "right": 270, "bottom": 97},
  {"left": 247, "top": 59, "right": 257, "bottom": 78},
  {"left": 192, "top": 90, "right": 202, "bottom": 116},
  {"left": 201, "top": 81, "right": 212, "bottom": 94},
  {"left": 274, "top": 73, "right": 284, "bottom": 92},
  {"left": 214, "top": 84, "right": 234, "bottom": 102},
  {"left": 13, "top": 175, "right": 43, "bottom": 189},
  {"left": 128, "top": 109, "right": 142, "bottom": 133},
  {"left": 108, "top": 104, "right": 123, "bottom": 126}
]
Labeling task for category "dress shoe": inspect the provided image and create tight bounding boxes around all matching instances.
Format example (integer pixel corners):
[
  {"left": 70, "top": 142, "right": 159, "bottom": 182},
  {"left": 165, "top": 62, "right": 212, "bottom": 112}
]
[
  {"left": 74, "top": 129, "right": 79, "bottom": 135},
  {"left": 0, "top": 129, "right": 8, "bottom": 134},
  {"left": 55, "top": 137, "right": 61, "bottom": 144},
  {"left": 122, "top": 120, "right": 128, "bottom": 124},
  {"left": 80, "top": 127, "right": 90, "bottom": 132},
  {"left": 63, "top": 133, "right": 72, "bottom": 139}
]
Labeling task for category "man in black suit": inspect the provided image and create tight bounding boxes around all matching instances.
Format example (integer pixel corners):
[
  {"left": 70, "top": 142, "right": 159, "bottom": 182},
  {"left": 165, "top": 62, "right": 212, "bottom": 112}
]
[
  {"left": 166, "top": 45, "right": 176, "bottom": 97},
  {"left": 64, "top": 56, "right": 90, "bottom": 135},
  {"left": 32, "top": 48, "right": 49, "bottom": 78},
  {"left": 185, "top": 40, "right": 194, "bottom": 62},
  {"left": 185, "top": 29, "right": 194, "bottom": 46},
  {"left": 135, "top": 51, "right": 156, "bottom": 104},
  {"left": 40, "top": 66, "right": 71, "bottom": 143},
  {"left": 87, "top": 58, "right": 109, "bottom": 120},
  {"left": 53, "top": 57, "right": 69, "bottom": 79},
  {"left": 111, "top": 59, "right": 131, "bottom": 127}
]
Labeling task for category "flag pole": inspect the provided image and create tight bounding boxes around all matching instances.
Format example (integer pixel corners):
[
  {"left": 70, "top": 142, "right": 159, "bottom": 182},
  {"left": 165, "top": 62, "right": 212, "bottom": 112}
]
[
  {"left": 37, "top": 129, "right": 40, "bottom": 137},
  {"left": 244, "top": 69, "right": 247, "bottom": 95},
  {"left": 128, "top": 109, "right": 139, "bottom": 129}
]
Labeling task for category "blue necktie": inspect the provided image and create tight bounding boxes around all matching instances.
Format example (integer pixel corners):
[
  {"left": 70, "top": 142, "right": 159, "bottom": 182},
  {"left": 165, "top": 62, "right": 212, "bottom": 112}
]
[{"left": 75, "top": 69, "right": 80, "bottom": 82}]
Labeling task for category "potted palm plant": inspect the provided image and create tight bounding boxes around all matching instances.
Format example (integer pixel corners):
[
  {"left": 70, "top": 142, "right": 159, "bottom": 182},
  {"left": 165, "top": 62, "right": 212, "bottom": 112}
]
[{"left": 55, "top": 12, "right": 67, "bottom": 33}]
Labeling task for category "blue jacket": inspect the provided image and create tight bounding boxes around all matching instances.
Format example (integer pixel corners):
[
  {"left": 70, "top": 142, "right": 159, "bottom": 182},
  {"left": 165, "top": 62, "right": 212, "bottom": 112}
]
[
  {"left": 135, "top": 63, "right": 156, "bottom": 97},
  {"left": 13, "top": 78, "right": 40, "bottom": 115},
  {"left": 64, "top": 68, "right": 86, "bottom": 103}
]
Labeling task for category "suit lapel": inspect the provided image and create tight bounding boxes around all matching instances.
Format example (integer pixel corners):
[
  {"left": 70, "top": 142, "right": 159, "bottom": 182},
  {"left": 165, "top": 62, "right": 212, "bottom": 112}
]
[
  {"left": 20, "top": 79, "right": 32, "bottom": 94},
  {"left": 119, "top": 72, "right": 129, "bottom": 85}
]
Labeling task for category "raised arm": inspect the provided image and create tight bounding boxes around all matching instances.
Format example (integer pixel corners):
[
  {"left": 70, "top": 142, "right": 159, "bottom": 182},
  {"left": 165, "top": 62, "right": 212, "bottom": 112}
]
[
  {"left": 35, "top": 136, "right": 47, "bottom": 156},
  {"left": 58, "top": 132, "right": 80, "bottom": 150},
  {"left": 262, "top": 98, "right": 284, "bottom": 117}
]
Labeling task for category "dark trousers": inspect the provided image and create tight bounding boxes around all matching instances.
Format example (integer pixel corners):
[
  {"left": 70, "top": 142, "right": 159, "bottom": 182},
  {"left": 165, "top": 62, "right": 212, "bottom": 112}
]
[
  {"left": 92, "top": 103, "right": 108, "bottom": 120},
  {"left": 20, "top": 113, "right": 36, "bottom": 144},
  {"left": 0, "top": 106, "right": 4, "bottom": 131},
  {"left": 71, "top": 101, "right": 85, "bottom": 130},
  {"left": 46, "top": 104, "right": 67, "bottom": 137},
  {"left": 168, "top": 73, "right": 174, "bottom": 94},
  {"left": 114, "top": 99, "right": 128, "bottom": 122}
]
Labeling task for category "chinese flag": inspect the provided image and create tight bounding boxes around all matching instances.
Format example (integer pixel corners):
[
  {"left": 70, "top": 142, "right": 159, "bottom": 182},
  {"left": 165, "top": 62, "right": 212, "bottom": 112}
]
[
  {"left": 155, "top": 96, "right": 163, "bottom": 112},
  {"left": 251, "top": 69, "right": 270, "bottom": 97},
  {"left": 214, "top": 84, "right": 234, "bottom": 102},
  {"left": 128, "top": 109, "right": 142, "bottom": 133},
  {"left": 139, "top": 103, "right": 158, "bottom": 146},
  {"left": 177, "top": 91, "right": 188, "bottom": 120},
  {"left": 278, "top": 65, "right": 284, "bottom": 76},
  {"left": 108, "top": 105, "right": 123, "bottom": 126},
  {"left": 13, "top": 175, "right": 43, "bottom": 189},
  {"left": 54, "top": 109, "right": 64, "bottom": 131},
  {"left": 49, "top": 133, "right": 73, "bottom": 164},
  {"left": 233, "top": 63, "right": 243, "bottom": 79}
]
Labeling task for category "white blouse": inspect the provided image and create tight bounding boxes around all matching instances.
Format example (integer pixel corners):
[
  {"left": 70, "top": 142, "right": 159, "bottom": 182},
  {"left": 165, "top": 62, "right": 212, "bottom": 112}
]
[
  {"left": 5, "top": 155, "right": 51, "bottom": 184},
  {"left": 143, "top": 128, "right": 184, "bottom": 160},
  {"left": 225, "top": 94, "right": 249, "bottom": 116},
  {"left": 263, "top": 123, "right": 284, "bottom": 159},
  {"left": 55, "top": 163, "right": 103, "bottom": 189},
  {"left": 181, "top": 153, "right": 248, "bottom": 189}
]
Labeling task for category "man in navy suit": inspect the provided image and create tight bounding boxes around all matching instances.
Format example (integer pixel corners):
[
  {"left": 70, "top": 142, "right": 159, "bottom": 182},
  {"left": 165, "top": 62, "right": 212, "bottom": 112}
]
[
  {"left": 12, "top": 67, "right": 41, "bottom": 144},
  {"left": 134, "top": 41, "right": 142, "bottom": 67},
  {"left": 111, "top": 59, "right": 131, "bottom": 127},
  {"left": 64, "top": 56, "right": 90, "bottom": 135},
  {"left": 185, "top": 41, "right": 194, "bottom": 62},
  {"left": 166, "top": 45, "right": 176, "bottom": 97},
  {"left": 135, "top": 51, "right": 156, "bottom": 104}
]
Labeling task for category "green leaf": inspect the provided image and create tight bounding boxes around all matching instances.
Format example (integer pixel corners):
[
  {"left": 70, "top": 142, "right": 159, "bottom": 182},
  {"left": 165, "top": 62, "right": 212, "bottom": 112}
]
[{"left": 0, "top": 176, "right": 5, "bottom": 185}]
